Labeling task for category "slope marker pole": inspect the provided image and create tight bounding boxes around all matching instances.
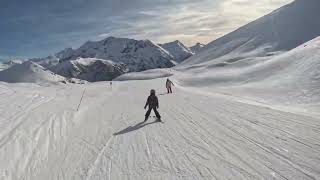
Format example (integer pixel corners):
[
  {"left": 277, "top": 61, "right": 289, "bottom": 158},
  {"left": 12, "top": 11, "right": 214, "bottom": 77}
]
[{"left": 76, "top": 88, "right": 86, "bottom": 111}]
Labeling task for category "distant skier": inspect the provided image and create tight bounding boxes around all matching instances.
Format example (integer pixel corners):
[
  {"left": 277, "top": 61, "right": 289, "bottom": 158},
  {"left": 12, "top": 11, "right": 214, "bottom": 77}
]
[
  {"left": 144, "top": 89, "right": 161, "bottom": 122},
  {"left": 166, "top": 78, "right": 174, "bottom": 94}
]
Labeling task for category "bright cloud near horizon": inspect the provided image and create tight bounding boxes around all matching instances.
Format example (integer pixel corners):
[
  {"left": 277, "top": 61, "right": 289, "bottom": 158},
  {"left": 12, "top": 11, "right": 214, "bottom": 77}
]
[{"left": 0, "top": 0, "right": 293, "bottom": 59}]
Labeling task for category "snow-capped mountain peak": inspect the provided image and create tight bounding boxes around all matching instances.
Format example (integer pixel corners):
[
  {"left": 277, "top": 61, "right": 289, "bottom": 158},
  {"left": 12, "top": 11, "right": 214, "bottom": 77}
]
[
  {"left": 181, "top": 0, "right": 320, "bottom": 66},
  {"left": 190, "top": 43, "right": 205, "bottom": 53},
  {"left": 0, "top": 61, "right": 64, "bottom": 83},
  {"left": 25, "top": 37, "right": 176, "bottom": 82},
  {"left": 59, "top": 37, "right": 175, "bottom": 72},
  {"left": 56, "top": 48, "right": 74, "bottom": 60},
  {"left": 160, "top": 40, "right": 194, "bottom": 63},
  {"left": 51, "top": 58, "right": 128, "bottom": 82}
]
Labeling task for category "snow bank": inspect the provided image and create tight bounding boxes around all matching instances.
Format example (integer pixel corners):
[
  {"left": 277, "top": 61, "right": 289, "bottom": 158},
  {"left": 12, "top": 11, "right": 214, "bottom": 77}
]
[
  {"left": 115, "top": 69, "right": 173, "bottom": 81},
  {"left": 0, "top": 61, "right": 65, "bottom": 83}
]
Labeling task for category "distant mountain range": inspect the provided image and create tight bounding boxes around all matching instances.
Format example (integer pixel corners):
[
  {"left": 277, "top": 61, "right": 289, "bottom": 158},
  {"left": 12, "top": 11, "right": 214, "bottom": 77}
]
[
  {"left": 53, "top": 37, "right": 175, "bottom": 72},
  {"left": 50, "top": 58, "right": 127, "bottom": 82},
  {"left": 0, "top": 37, "right": 204, "bottom": 82}
]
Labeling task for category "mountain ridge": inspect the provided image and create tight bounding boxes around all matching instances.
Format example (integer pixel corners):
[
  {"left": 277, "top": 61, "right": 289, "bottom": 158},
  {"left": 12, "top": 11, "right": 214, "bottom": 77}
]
[
  {"left": 181, "top": 0, "right": 320, "bottom": 67},
  {"left": 160, "top": 40, "right": 194, "bottom": 63}
]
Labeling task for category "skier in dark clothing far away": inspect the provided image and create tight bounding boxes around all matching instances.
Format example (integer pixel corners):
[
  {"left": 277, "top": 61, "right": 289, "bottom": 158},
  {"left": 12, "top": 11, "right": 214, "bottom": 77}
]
[
  {"left": 166, "top": 78, "right": 174, "bottom": 94},
  {"left": 144, "top": 89, "right": 161, "bottom": 122}
]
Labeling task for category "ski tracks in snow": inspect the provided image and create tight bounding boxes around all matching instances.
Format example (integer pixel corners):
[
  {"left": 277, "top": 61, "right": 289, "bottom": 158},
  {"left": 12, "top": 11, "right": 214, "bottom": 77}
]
[{"left": 0, "top": 80, "right": 320, "bottom": 180}]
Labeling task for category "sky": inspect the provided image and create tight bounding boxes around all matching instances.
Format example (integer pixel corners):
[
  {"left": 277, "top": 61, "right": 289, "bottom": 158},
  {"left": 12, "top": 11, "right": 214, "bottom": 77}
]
[{"left": 0, "top": 0, "right": 293, "bottom": 59}]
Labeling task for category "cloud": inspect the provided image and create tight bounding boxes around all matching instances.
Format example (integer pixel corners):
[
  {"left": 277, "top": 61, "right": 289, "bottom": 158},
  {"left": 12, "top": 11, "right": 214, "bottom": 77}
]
[
  {"left": 98, "top": 0, "right": 293, "bottom": 46},
  {"left": 0, "top": 0, "right": 293, "bottom": 58}
]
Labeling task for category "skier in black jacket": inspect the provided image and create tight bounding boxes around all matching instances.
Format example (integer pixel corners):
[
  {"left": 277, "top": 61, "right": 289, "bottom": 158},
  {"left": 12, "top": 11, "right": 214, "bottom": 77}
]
[{"left": 144, "top": 89, "right": 161, "bottom": 122}]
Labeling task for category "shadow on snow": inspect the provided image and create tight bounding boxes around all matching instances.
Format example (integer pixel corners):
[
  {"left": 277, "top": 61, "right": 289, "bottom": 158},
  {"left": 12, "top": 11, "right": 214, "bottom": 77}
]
[
  {"left": 158, "top": 92, "right": 170, "bottom": 96},
  {"left": 113, "top": 121, "right": 159, "bottom": 136}
]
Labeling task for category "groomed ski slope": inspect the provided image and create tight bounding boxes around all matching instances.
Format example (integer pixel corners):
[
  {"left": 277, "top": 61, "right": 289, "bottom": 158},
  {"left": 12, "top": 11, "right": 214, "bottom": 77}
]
[{"left": 0, "top": 79, "right": 320, "bottom": 180}]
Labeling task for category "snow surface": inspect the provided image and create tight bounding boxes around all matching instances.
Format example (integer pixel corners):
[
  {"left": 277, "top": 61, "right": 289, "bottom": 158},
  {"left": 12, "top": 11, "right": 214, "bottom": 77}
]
[
  {"left": 1, "top": 1, "right": 320, "bottom": 179},
  {"left": 115, "top": 69, "right": 173, "bottom": 81},
  {"left": 0, "top": 61, "right": 65, "bottom": 84},
  {"left": 173, "top": 0, "right": 320, "bottom": 115},
  {"left": 0, "top": 63, "right": 9, "bottom": 71},
  {"left": 160, "top": 40, "right": 194, "bottom": 63},
  {"left": 0, "top": 78, "right": 319, "bottom": 180},
  {"left": 175, "top": 37, "right": 320, "bottom": 115},
  {"left": 181, "top": 0, "right": 320, "bottom": 67}
]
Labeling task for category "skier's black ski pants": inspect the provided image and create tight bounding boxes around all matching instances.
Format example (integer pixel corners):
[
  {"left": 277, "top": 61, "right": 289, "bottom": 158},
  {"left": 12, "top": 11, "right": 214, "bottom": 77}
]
[{"left": 145, "top": 107, "right": 161, "bottom": 119}]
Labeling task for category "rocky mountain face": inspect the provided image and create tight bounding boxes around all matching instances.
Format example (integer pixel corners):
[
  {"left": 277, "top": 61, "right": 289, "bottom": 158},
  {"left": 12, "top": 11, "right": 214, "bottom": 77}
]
[
  {"left": 190, "top": 43, "right": 205, "bottom": 54},
  {"left": 160, "top": 40, "right": 194, "bottom": 63},
  {"left": 27, "top": 37, "right": 177, "bottom": 81},
  {"left": 51, "top": 58, "right": 127, "bottom": 82},
  {"left": 57, "top": 37, "right": 175, "bottom": 72}
]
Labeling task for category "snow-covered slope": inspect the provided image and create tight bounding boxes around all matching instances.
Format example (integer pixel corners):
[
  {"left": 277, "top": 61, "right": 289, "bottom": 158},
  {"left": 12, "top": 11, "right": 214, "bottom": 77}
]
[
  {"left": 57, "top": 37, "right": 175, "bottom": 72},
  {"left": 3, "top": 59, "right": 23, "bottom": 66},
  {"left": 0, "top": 61, "right": 64, "bottom": 83},
  {"left": 115, "top": 69, "right": 173, "bottom": 81},
  {"left": 51, "top": 58, "right": 128, "bottom": 82},
  {"left": 176, "top": 37, "right": 320, "bottom": 112},
  {"left": 181, "top": 0, "right": 320, "bottom": 66},
  {"left": 0, "top": 60, "right": 23, "bottom": 71},
  {"left": 160, "top": 40, "right": 194, "bottom": 63},
  {"left": 0, "top": 63, "right": 9, "bottom": 71},
  {"left": 190, "top": 43, "right": 205, "bottom": 54},
  {"left": 0, "top": 78, "right": 319, "bottom": 179}
]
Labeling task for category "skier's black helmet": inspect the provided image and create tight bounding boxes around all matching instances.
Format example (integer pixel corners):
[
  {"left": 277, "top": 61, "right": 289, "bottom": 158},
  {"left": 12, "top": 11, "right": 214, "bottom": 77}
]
[{"left": 150, "top": 89, "right": 156, "bottom": 95}]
